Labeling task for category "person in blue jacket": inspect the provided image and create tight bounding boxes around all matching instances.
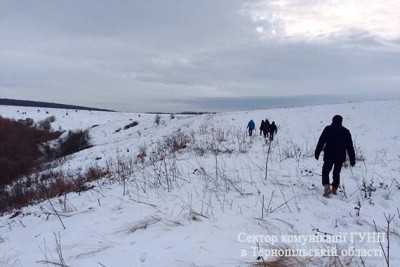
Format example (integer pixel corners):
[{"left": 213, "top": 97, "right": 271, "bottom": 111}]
[{"left": 247, "top": 119, "right": 255, "bottom": 136}]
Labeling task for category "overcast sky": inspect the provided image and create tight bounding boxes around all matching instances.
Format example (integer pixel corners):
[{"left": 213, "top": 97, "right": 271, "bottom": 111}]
[{"left": 1, "top": 1, "right": 399, "bottom": 112}]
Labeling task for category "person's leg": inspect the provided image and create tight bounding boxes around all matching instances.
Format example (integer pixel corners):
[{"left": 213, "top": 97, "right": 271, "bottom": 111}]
[
  {"left": 322, "top": 161, "right": 333, "bottom": 195},
  {"left": 322, "top": 161, "right": 334, "bottom": 185},
  {"left": 331, "top": 162, "right": 343, "bottom": 194}
]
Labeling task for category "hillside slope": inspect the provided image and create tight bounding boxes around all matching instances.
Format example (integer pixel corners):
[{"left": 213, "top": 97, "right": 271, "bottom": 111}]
[{"left": 0, "top": 100, "right": 399, "bottom": 267}]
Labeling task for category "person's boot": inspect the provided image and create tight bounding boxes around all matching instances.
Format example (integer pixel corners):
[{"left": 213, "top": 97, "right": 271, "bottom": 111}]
[
  {"left": 331, "top": 187, "right": 338, "bottom": 195},
  {"left": 323, "top": 184, "right": 331, "bottom": 197}
]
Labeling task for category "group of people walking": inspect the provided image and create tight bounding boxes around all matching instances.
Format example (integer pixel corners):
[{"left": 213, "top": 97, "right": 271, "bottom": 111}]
[
  {"left": 247, "top": 118, "right": 277, "bottom": 141},
  {"left": 246, "top": 114, "right": 356, "bottom": 197}
]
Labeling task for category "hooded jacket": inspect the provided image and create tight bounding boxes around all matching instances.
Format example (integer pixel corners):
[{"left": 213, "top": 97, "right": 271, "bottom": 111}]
[
  {"left": 315, "top": 115, "right": 356, "bottom": 164},
  {"left": 247, "top": 120, "right": 255, "bottom": 130}
]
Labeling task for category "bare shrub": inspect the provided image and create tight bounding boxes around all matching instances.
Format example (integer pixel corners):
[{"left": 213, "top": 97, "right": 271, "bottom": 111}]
[
  {"left": 192, "top": 144, "right": 208, "bottom": 156},
  {"left": 0, "top": 166, "right": 106, "bottom": 215},
  {"left": 192, "top": 137, "right": 234, "bottom": 156},
  {"left": 17, "top": 118, "right": 34, "bottom": 126},
  {"left": 213, "top": 128, "right": 227, "bottom": 143},
  {"left": 37, "top": 119, "right": 50, "bottom": 131},
  {"left": 154, "top": 114, "right": 161, "bottom": 125},
  {"left": 123, "top": 121, "right": 139, "bottom": 130},
  {"left": 191, "top": 127, "right": 238, "bottom": 157},
  {"left": 281, "top": 140, "right": 302, "bottom": 160},
  {"left": 106, "top": 155, "right": 136, "bottom": 195},
  {"left": 82, "top": 166, "right": 108, "bottom": 182},
  {"left": 57, "top": 130, "right": 91, "bottom": 157},
  {"left": 198, "top": 123, "right": 209, "bottom": 135},
  {"left": 354, "top": 138, "right": 365, "bottom": 162},
  {"left": 236, "top": 130, "right": 249, "bottom": 153},
  {"left": 0, "top": 117, "right": 62, "bottom": 187},
  {"left": 164, "top": 129, "right": 191, "bottom": 153},
  {"left": 137, "top": 145, "right": 147, "bottom": 163},
  {"left": 47, "top": 115, "right": 56, "bottom": 123}
]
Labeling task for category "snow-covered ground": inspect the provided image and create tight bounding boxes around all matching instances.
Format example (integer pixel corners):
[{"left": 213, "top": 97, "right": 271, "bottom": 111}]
[{"left": 1, "top": 100, "right": 399, "bottom": 267}]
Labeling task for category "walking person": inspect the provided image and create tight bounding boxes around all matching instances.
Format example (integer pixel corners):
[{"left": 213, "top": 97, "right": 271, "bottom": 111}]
[
  {"left": 259, "top": 120, "right": 265, "bottom": 136},
  {"left": 247, "top": 119, "right": 255, "bottom": 136},
  {"left": 315, "top": 115, "right": 356, "bottom": 196},
  {"left": 269, "top": 121, "right": 277, "bottom": 141},
  {"left": 259, "top": 120, "right": 269, "bottom": 138}
]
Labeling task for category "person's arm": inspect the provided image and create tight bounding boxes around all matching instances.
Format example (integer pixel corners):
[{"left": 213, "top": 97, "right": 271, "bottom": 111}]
[
  {"left": 315, "top": 127, "right": 328, "bottom": 160},
  {"left": 347, "top": 131, "right": 356, "bottom": 166}
]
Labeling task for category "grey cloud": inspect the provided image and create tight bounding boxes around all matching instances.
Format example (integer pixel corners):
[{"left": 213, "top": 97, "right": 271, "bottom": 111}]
[{"left": 1, "top": 0, "right": 399, "bottom": 112}]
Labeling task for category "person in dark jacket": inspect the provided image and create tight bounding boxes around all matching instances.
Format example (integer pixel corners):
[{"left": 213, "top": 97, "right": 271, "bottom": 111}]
[
  {"left": 315, "top": 115, "right": 356, "bottom": 196},
  {"left": 269, "top": 121, "right": 277, "bottom": 141},
  {"left": 247, "top": 119, "right": 255, "bottom": 136},
  {"left": 259, "top": 120, "right": 270, "bottom": 138},
  {"left": 259, "top": 120, "right": 265, "bottom": 136}
]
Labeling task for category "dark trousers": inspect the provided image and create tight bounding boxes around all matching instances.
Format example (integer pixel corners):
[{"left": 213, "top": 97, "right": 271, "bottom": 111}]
[
  {"left": 322, "top": 161, "right": 343, "bottom": 188},
  {"left": 248, "top": 129, "right": 254, "bottom": 136},
  {"left": 269, "top": 132, "right": 274, "bottom": 141},
  {"left": 262, "top": 130, "right": 268, "bottom": 139}
]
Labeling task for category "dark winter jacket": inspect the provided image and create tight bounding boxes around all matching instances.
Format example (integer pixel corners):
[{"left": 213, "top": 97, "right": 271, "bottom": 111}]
[
  {"left": 269, "top": 122, "right": 277, "bottom": 134},
  {"left": 315, "top": 117, "right": 356, "bottom": 165},
  {"left": 247, "top": 120, "right": 255, "bottom": 130}
]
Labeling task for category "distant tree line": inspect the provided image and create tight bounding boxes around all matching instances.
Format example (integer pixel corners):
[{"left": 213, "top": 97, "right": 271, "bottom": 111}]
[{"left": 0, "top": 98, "right": 114, "bottom": 112}]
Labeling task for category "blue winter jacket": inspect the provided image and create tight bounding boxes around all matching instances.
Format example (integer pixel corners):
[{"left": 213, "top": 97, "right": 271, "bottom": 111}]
[{"left": 247, "top": 120, "right": 255, "bottom": 130}]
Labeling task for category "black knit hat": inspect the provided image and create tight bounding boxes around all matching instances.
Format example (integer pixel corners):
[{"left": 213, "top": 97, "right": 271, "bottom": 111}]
[{"left": 332, "top": 115, "right": 343, "bottom": 124}]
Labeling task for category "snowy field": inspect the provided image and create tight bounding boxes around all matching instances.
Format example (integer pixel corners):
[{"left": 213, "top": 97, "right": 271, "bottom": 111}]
[{"left": 1, "top": 99, "right": 400, "bottom": 267}]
